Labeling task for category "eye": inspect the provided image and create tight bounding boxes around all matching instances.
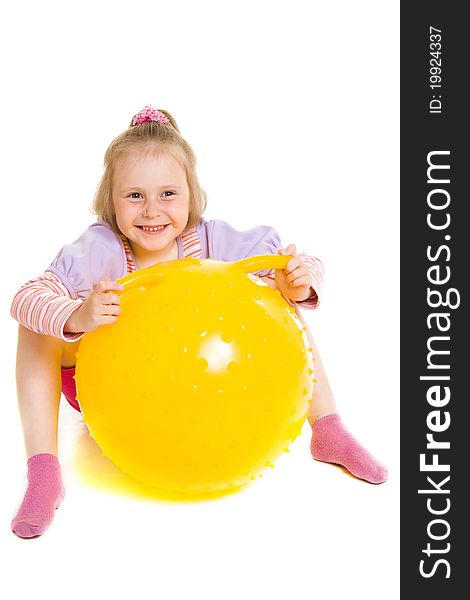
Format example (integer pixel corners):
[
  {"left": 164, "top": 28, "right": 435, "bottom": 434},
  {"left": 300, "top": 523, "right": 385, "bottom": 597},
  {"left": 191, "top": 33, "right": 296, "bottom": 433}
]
[
  {"left": 162, "top": 191, "right": 175, "bottom": 198},
  {"left": 127, "top": 192, "right": 144, "bottom": 200}
]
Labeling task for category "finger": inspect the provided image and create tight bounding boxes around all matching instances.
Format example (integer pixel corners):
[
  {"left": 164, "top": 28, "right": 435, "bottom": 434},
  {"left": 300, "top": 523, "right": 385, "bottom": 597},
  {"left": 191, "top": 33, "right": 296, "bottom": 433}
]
[
  {"left": 101, "top": 293, "right": 121, "bottom": 306},
  {"left": 99, "top": 315, "right": 119, "bottom": 326},
  {"left": 284, "top": 256, "right": 303, "bottom": 274},
  {"left": 278, "top": 244, "right": 297, "bottom": 257},
  {"left": 284, "top": 244, "right": 297, "bottom": 257},
  {"left": 95, "top": 281, "right": 125, "bottom": 293},
  {"left": 287, "top": 274, "right": 312, "bottom": 288},
  {"left": 101, "top": 304, "right": 121, "bottom": 316},
  {"left": 285, "top": 265, "right": 310, "bottom": 283}
]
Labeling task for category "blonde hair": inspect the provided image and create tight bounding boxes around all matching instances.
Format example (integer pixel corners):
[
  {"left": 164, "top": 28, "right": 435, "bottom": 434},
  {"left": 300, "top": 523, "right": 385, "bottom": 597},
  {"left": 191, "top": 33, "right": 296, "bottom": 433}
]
[{"left": 91, "top": 108, "right": 207, "bottom": 233}]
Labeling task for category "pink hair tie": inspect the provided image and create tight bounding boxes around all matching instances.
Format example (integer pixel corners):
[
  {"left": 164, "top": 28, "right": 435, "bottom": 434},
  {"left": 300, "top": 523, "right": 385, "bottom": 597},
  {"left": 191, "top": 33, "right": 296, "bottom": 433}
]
[{"left": 132, "top": 105, "right": 170, "bottom": 126}]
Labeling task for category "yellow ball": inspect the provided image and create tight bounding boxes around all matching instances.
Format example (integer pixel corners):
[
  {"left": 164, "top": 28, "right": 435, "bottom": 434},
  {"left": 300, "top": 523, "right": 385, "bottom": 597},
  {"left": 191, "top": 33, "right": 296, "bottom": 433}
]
[{"left": 75, "top": 255, "right": 314, "bottom": 496}]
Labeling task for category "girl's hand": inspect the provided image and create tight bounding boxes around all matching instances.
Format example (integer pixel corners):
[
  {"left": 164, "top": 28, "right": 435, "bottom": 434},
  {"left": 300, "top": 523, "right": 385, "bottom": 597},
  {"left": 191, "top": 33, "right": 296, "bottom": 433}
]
[
  {"left": 275, "top": 244, "right": 314, "bottom": 303},
  {"left": 65, "top": 280, "right": 124, "bottom": 333}
]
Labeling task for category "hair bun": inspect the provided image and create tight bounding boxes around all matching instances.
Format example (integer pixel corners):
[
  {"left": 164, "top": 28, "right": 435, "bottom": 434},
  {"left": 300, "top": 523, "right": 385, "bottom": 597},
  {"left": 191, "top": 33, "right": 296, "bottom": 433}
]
[{"left": 132, "top": 105, "right": 170, "bottom": 126}]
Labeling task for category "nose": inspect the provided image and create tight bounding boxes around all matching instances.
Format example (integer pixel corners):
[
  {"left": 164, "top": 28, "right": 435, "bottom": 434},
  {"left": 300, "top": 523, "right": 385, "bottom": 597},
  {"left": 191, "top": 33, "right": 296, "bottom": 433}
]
[{"left": 142, "top": 197, "right": 162, "bottom": 218}]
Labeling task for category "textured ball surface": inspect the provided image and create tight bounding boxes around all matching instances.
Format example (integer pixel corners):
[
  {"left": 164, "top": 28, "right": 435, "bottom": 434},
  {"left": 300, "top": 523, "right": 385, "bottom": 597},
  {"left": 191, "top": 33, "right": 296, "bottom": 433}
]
[{"left": 75, "top": 256, "right": 314, "bottom": 495}]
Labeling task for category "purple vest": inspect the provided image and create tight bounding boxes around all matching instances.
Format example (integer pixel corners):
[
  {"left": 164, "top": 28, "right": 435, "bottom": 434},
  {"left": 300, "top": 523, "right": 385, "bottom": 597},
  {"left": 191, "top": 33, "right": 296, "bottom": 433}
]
[{"left": 46, "top": 218, "right": 282, "bottom": 300}]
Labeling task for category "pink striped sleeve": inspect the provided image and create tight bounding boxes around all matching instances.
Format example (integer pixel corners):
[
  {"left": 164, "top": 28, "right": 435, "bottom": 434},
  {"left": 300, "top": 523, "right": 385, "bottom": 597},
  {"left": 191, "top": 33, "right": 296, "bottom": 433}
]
[
  {"left": 263, "top": 253, "right": 324, "bottom": 310},
  {"left": 10, "top": 272, "right": 85, "bottom": 341}
]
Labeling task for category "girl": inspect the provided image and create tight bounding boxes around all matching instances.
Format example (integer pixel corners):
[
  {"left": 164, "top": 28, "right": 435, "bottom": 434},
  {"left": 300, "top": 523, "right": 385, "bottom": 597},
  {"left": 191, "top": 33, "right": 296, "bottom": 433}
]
[{"left": 10, "top": 105, "right": 387, "bottom": 539}]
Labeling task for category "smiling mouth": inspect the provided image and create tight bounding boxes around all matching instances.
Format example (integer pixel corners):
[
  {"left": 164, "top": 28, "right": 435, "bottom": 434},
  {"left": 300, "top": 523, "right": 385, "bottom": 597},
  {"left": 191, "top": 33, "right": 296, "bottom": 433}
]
[{"left": 137, "top": 224, "right": 170, "bottom": 232}]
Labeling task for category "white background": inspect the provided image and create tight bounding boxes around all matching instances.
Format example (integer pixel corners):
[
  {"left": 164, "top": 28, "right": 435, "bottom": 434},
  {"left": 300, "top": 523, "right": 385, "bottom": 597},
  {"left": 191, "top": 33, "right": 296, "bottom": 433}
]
[{"left": 0, "top": 1, "right": 399, "bottom": 598}]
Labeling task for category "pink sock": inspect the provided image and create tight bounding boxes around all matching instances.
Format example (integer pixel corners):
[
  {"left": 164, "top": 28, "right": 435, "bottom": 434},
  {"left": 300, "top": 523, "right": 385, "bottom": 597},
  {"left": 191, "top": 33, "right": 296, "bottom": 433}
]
[
  {"left": 11, "top": 453, "right": 65, "bottom": 538},
  {"left": 311, "top": 414, "right": 388, "bottom": 484}
]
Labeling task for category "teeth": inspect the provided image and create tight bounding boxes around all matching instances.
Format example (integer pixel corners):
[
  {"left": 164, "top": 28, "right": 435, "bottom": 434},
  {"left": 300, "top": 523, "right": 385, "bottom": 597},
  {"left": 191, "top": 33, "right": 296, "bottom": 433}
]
[{"left": 141, "top": 225, "right": 166, "bottom": 231}]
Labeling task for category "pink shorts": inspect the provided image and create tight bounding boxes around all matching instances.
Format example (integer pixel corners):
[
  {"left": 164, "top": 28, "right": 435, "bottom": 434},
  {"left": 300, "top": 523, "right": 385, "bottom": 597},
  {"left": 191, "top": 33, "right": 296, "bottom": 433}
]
[{"left": 61, "top": 366, "right": 81, "bottom": 413}]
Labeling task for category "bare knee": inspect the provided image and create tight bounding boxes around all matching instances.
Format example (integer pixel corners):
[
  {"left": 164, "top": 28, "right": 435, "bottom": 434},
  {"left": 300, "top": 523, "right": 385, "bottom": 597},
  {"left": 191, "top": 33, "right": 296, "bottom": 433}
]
[
  {"left": 16, "top": 326, "right": 63, "bottom": 378},
  {"left": 17, "top": 326, "right": 79, "bottom": 367},
  {"left": 18, "top": 325, "right": 62, "bottom": 351}
]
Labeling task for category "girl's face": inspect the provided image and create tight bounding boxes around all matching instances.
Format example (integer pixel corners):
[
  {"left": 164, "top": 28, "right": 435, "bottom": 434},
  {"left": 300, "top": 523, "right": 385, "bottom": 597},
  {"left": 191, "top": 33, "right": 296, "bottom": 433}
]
[{"left": 112, "top": 148, "right": 190, "bottom": 267}]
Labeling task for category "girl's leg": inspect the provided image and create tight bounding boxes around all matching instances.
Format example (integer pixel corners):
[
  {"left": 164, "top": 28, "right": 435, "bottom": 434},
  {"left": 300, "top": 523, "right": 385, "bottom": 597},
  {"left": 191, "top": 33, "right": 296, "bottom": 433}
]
[
  {"left": 294, "top": 308, "right": 337, "bottom": 424},
  {"left": 11, "top": 326, "right": 79, "bottom": 538},
  {"left": 295, "top": 309, "right": 388, "bottom": 484},
  {"left": 304, "top": 336, "right": 338, "bottom": 426},
  {"left": 16, "top": 326, "right": 64, "bottom": 457}
]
